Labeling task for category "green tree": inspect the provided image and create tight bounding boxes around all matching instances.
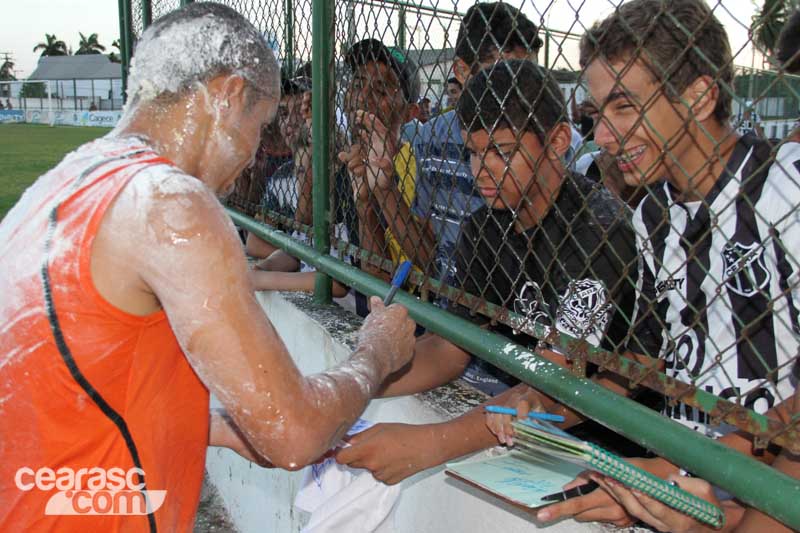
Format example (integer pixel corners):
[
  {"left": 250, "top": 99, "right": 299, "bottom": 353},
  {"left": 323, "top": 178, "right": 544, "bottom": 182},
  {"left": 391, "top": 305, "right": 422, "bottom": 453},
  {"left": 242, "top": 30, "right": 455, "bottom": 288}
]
[
  {"left": 752, "top": 0, "right": 799, "bottom": 58},
  {"left": 75, "top": 33, "right": 106, "bottom": 55},
  {"left": 32, "top": 34, "right": 68, "bottom": 57},
  {"left": 20, "top": 82, "right": 46, "bottom": 98},
  {"left": 109, "top": 39, "right": 122, "bottom": 63}
]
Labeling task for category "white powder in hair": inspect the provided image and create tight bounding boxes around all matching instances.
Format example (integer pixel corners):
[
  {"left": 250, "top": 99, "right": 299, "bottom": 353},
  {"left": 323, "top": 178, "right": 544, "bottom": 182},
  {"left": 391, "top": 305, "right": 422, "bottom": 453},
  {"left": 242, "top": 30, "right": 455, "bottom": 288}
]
[{"left": 127, "top": 9, "right": 279, "bottom": 107}]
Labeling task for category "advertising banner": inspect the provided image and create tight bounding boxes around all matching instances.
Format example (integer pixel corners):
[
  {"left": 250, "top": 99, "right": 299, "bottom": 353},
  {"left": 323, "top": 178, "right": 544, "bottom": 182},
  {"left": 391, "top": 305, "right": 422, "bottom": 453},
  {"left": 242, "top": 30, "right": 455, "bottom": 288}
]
[
  {"left": 0, "top": 110, "right": 25, "bottom": 124},
  {"left": 22, "top": 110, "right": 121, "bottom": 127}
]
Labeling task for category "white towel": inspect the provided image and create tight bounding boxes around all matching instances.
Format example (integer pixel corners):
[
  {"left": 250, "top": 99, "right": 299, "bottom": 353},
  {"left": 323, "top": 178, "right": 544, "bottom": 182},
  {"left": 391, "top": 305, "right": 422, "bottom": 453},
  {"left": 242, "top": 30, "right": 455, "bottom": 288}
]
[{"left": 294, "top": 420, "right": 402, "bottom": 533}]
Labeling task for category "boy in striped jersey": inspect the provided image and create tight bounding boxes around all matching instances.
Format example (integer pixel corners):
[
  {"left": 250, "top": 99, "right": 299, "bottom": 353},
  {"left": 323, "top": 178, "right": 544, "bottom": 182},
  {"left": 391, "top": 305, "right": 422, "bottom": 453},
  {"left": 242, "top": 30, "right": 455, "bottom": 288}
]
[
  {"left": 493, "top": 0, "right": 800, "bottom": 528},
  {"left": 582, "top": 0, "right": 799, "bottom": 438}
]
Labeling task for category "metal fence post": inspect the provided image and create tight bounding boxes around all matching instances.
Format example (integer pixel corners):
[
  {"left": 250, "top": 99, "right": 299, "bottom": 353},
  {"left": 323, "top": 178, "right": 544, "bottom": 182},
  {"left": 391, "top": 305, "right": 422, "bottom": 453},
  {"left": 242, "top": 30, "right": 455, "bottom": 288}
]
[
  {"left": 284, "top": 0, "right": 295, "bottom": 76},
  {"left": 397, "top": 6, "right": 406, "bottom": 51},
  {"left": 117, "top": 0, "right": 133, "bottom": 102},
  {"left": 543, "top": 27, "right": 550, "bottom": 68},
  {"left": 142, "top": 0, "right": 152, "bottom": 29},
  {"left": 311, "top": 0, "right": 333, "bottom": 303}
]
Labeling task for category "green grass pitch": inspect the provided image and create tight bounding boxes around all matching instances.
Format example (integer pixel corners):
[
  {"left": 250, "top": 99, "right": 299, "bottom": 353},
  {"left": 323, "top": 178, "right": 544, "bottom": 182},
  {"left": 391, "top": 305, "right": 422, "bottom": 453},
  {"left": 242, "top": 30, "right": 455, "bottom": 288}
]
[{"left": 0, "top": 123, "right": 111, "bottom": 220}]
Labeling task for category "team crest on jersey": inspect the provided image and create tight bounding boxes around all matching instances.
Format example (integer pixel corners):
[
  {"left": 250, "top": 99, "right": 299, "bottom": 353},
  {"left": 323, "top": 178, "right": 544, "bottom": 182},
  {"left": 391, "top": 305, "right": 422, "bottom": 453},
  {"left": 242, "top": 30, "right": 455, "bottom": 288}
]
[
  {"left": 513, "top": 281, "right": 543, "bottom": 317},
  {"left": 512, "top": 281, "right": 549, "bottom": 335},
  {"left": 556, "top": 279, "right": 611, "bottom": 339},
  {"left": 722, "top": 241, "right": 771, "bottom": 297}
]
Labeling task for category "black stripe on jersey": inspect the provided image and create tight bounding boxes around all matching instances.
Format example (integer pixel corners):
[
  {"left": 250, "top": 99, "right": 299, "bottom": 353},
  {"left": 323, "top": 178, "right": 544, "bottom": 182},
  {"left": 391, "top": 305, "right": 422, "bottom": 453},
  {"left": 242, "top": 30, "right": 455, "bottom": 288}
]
[
  {"left": 669, "top": 139, "right": 755, "bottom": 378},
  {"left": 40, "top": 152, "right": 158, "bottom": 533},
  {"left": 772, "top": 231, "right": 800, "bottom": 382},
  {"left": 727, "top": 140, "right": 778, "bottom": 381},
  {"left": 631, "top": 188, "right": 672, "bottom": 355},
  {"left": 641, "top": 185, "right": 672, "bottom": 267}
]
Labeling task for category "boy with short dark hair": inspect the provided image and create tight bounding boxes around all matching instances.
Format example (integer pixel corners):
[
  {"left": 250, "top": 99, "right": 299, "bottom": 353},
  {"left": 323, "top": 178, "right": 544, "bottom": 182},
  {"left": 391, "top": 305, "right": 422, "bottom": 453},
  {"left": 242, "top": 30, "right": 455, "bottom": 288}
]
[
  {"left": 444, "top": 77, "right": 462, "bottom": 109},
  {"left": 412, "top": 2, "right": 544, "bottom": 281},
  {"left": 335, "top": 59, "right": 652, "bottom": 483},
  {"left": 338, "top": 38, "right": 437, "bottom": 278},
  {"left": 582, "top": 0, "right": 797, "bottom": 438}
]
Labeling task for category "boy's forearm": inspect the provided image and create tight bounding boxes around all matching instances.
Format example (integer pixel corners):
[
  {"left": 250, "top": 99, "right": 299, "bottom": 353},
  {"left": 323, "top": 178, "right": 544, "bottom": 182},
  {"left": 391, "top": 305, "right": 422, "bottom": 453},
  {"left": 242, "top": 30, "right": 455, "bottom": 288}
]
[
  {"left": 250, "top": 270, "right": 348, "bottom": 298},
  {"left": 378, "top": 334, "right": 471, "bottom": 397},
  {"left": 425, "top": 408, "right": 502, "bottom": 465},
  {"left": 426, "top": 387, "right": 581, "bottom": 466},
  {"left": 354, "top": 197, "right": 390, "bottom": 280},
  {"left": 209, "top": 407, "right": 237, "bottom": 448},
  {"left": 209, "top": 408, "right": 271, "bottom": 464},
  {"left": 294, "top": 168, "right": 313, "bottom": 226},
  {"left": 250, "top": 270, "right": 315, "bottom": 293}
]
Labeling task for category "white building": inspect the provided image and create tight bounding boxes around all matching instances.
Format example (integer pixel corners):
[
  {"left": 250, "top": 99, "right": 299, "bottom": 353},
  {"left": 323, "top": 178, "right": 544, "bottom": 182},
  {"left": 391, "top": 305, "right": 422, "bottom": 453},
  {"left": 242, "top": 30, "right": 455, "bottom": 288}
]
[
  {"left": 407, "top": 48, "right": 455, "bottom": 109},
  {"left": 27, "top": 54, "right": 123, "bottom": 110}
]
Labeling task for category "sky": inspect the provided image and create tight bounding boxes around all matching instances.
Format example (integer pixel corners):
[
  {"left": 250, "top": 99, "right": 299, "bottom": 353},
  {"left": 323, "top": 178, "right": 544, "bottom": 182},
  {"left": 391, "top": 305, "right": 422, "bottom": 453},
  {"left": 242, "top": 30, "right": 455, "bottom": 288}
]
[
  {"left": 0, "top": 0, "right": 767, "bottom": 79},
  {"left": 0, "top": 1, "right": 121, "bottom": 78}
]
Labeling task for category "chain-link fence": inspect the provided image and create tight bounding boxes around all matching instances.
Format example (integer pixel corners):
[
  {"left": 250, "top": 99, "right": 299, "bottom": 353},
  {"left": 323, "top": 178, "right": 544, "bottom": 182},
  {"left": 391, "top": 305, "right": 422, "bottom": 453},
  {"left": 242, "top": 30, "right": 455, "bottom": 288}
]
[{"left": 127, "top": 0, "right": 800, "bottom": 526}]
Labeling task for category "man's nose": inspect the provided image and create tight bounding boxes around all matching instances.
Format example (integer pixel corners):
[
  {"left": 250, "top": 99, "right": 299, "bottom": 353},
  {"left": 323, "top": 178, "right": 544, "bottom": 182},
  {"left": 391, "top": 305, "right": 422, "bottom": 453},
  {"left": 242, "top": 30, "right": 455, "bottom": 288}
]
[{"left": 594, "top": 118, "right": 619, "bottom": 152}]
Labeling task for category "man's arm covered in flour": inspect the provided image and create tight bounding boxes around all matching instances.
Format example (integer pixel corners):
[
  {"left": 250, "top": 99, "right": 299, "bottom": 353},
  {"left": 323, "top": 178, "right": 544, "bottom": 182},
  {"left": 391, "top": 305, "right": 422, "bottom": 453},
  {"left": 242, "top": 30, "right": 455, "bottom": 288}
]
[{"left": 96, "top": 171, "right": 417, "bottom": 470}]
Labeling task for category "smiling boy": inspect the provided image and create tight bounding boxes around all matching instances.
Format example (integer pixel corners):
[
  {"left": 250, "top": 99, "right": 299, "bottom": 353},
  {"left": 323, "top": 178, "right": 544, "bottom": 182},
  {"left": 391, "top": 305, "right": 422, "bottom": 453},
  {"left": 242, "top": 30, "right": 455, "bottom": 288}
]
[{"left": 582, "top": 0, "right": 799, "bottom": 439}]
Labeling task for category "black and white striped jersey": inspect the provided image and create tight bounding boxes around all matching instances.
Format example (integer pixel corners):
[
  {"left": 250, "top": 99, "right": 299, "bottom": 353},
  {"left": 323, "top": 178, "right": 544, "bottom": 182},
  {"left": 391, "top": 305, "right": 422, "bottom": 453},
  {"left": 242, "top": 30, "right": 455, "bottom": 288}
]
[{"left": 629, "top": 133, "right": 800, "bottom": 437}]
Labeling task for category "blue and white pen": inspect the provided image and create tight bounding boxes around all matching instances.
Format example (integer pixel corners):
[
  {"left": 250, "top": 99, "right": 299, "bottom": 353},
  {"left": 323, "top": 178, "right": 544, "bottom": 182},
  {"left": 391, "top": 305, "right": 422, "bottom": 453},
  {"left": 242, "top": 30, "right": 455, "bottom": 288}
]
[
  {"left": 383, "top": 260, "right": 413, "bottom": 305},
  {"left": 484, "top": 405, "right": 566, "bottom": 423}
]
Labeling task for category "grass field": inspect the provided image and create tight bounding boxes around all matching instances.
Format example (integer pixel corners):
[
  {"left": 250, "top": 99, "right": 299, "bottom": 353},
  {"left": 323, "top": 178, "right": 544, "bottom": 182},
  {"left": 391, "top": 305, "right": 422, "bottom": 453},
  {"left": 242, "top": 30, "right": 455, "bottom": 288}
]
[{"left": 0, "top": 123, "right": 111, "bottom": 220}]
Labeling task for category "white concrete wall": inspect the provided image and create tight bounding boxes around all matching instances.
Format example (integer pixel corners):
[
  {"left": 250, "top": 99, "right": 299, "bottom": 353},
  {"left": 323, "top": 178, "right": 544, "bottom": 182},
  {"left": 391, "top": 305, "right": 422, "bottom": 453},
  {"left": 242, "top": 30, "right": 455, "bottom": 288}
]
[{"left": 204, "top": 291, "right": 608, "bottom": 533}]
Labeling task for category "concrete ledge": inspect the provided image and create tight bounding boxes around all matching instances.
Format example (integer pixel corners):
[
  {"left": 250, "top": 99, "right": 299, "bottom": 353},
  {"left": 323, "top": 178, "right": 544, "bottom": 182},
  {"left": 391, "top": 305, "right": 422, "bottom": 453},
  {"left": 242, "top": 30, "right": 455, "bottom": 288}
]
[{"left": 204, "top": 291, "right": 612, "bottom": 533}]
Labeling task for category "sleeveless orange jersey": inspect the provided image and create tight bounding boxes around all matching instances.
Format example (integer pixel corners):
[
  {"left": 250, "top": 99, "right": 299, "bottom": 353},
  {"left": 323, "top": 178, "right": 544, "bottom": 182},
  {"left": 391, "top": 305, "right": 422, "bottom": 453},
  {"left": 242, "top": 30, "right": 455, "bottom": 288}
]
[{"left": 0, "top": 136, "right": 210, "bottom": 532}]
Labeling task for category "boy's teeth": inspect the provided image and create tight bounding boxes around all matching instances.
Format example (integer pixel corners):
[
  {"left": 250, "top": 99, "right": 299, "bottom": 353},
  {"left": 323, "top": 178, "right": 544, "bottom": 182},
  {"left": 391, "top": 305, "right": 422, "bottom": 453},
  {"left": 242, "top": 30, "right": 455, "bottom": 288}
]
[{"left": 619, "top": 146, "right": 645, "bottom": 163}]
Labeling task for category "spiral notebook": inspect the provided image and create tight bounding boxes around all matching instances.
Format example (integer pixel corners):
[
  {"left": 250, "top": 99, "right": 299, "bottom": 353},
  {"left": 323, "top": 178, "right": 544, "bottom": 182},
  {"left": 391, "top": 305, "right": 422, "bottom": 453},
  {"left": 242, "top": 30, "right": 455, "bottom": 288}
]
[{"left": 446, "top": 419, "right": 724, "bottom": 529}]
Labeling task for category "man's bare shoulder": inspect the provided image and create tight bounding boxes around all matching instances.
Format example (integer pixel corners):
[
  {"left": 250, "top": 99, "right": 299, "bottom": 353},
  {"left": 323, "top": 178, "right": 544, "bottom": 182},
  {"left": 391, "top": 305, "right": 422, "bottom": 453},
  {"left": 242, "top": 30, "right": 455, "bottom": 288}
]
[
  {"left": 92, "top": 163, "right": 247, "bottom": 315},
  {"left": 117, "top": 165, "right": 236, "bottom": 241},
  {"left": 98, "top": 163, "right": 242, "bottom": 277}
]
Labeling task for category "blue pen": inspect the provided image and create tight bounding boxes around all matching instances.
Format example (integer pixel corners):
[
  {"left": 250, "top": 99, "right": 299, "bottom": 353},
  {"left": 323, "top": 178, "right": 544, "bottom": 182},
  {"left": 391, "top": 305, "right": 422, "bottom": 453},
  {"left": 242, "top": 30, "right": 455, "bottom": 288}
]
[
  {"left": 484, "top": 405, "right": 566, "bottom": 423},
  {"left": 383, "top": 260, "right": 413, "bottom": 305}
]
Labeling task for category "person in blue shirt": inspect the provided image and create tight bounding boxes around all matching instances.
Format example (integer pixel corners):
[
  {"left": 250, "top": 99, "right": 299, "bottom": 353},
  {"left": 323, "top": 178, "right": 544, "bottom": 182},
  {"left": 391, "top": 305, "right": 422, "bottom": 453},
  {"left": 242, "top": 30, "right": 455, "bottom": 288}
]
[{"left": 412, "top": 2, "right": 583, "bottom": 284}]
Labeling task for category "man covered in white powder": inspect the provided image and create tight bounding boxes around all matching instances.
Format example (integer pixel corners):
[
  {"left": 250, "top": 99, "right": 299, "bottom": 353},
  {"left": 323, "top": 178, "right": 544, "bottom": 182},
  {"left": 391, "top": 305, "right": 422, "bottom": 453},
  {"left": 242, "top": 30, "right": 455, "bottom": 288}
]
[{"left": 0, "top": 4, "right": 416, "bottom": 531}]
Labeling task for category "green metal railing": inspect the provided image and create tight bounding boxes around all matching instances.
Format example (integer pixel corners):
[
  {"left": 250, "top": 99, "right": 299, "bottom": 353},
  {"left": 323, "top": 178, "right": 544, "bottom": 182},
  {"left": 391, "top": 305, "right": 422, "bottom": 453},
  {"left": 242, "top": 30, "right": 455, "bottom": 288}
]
[{"left": 229, "top": 208, "right": 800, "bottom": 530}]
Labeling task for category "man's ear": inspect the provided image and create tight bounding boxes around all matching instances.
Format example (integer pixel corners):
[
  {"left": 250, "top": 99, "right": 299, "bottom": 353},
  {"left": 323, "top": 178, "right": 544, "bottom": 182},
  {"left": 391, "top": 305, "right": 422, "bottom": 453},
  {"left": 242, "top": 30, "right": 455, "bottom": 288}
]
[
  {"left": 405, "top": 103, "right": 420, "bottom": 122},
  {"left": 544, "top": 122, "right": 573, "bottom": 160},
  {"left": 452, "top": 58, "right": 470, "bottom": 87},
  {"left": 683, "top": 75, "right": 718, "bottom": 123},
  {"left": 207, "top": 74, "right": 249, "bottom": 112}
]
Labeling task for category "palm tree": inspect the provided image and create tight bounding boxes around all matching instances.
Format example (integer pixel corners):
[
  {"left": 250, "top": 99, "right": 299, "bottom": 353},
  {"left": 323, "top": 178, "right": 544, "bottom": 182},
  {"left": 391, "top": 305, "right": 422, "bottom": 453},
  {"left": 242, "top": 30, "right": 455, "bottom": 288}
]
[
  {"left": 752, "top": 0, "right": 799, "bottom": 58},
  {"left": 33, "top": 34, "right": 68, "bottom": 57},
  {"left": 109, "top": 39, "right": 122, "bottom": 63},
  {"left": 0, "top": 60, "right": 15, "bottom": 81},
  {"left": 75, "top": 33, "right": 106, "bottom": 55}
]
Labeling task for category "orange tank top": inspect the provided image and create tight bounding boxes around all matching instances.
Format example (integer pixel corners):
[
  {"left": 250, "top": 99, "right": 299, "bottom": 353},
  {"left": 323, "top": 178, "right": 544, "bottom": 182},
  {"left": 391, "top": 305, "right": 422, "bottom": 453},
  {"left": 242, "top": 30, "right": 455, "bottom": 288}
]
[{"left": 0, "top": 136, "right": 210, "bottom": 532}]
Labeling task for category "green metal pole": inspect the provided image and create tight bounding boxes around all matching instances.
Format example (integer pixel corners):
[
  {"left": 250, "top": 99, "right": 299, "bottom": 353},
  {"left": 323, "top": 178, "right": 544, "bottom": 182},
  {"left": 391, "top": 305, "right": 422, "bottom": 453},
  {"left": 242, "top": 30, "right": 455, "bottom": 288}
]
[
  {"left": 311, "top": 0, "right": 333, "bottom": 303},
  {"left": 543, "top": 28, "right": 550, "bottom": 68},
  {"left": 284, "top": 0, "right": 295, "bottom": 76},
  {"left": 397, "top": 6, "right": 407, "bottom": 51},
  {"left": 227, "top": 210, "right": 800, "bottom": 530},
  {"left": 116, "top": 0, "right": 130, "bottom": 102},
  {"left": 180, "top": 0, "right": 194, "bottom": 6},
  {"left": 142, "top": 0, "right": 152, "bottom": 29}
]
